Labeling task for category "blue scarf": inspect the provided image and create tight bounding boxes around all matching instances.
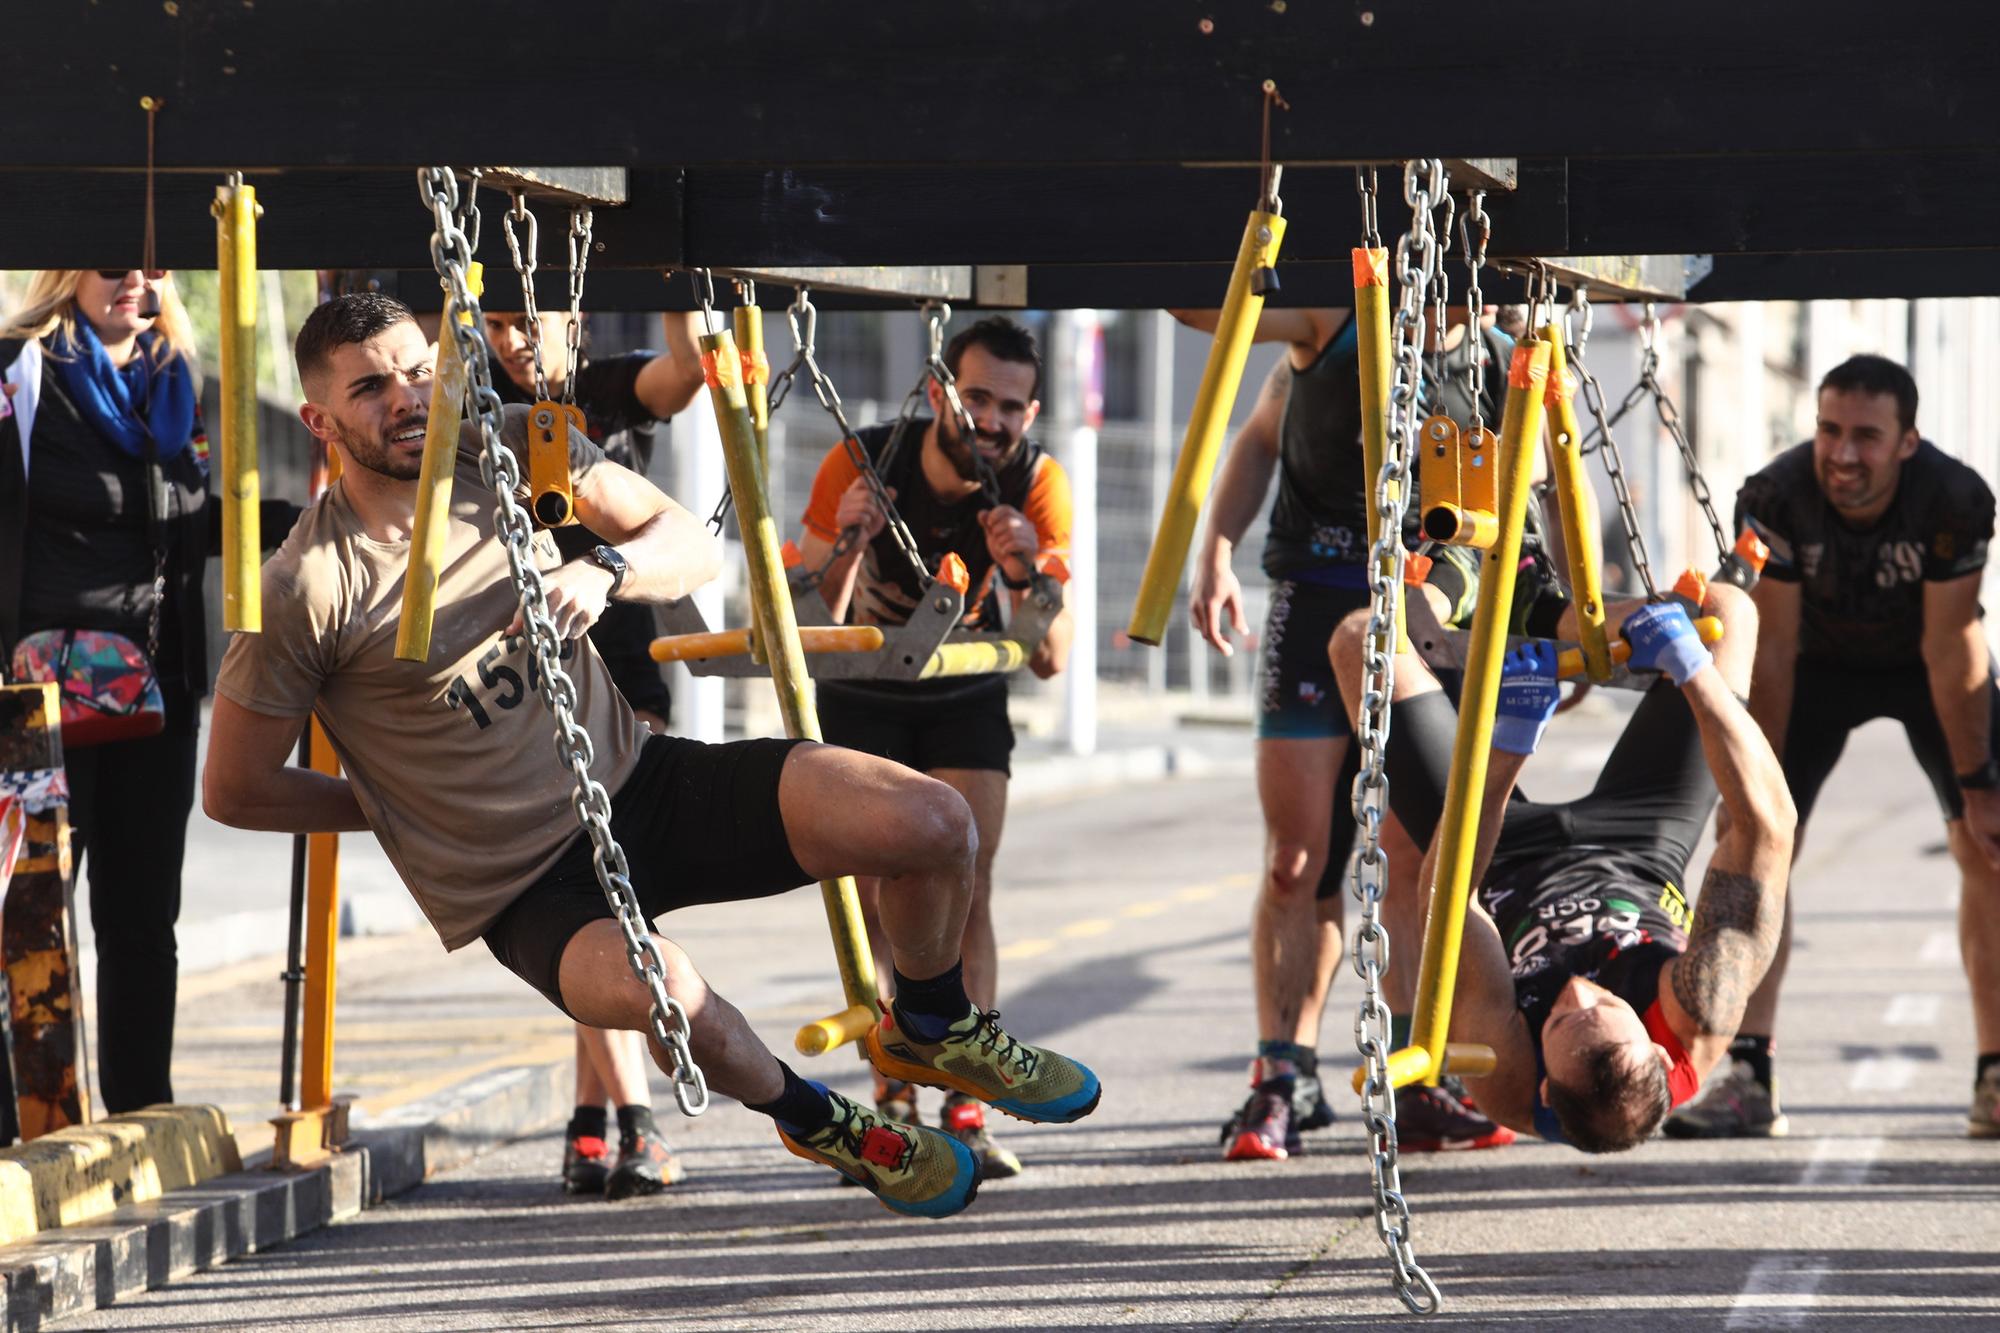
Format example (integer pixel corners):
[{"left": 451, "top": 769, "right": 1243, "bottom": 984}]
[{"left": 48, "top": 320, "right": 199, "bottom": 472}]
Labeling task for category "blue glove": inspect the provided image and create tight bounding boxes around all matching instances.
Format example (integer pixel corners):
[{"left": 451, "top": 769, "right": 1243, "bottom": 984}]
[
  {"left": 1622, "top": 601, "right": 1712, "bottom": 686},
  {"left": 1493, "top": 641, "right": 1560, "bottom": 756}
]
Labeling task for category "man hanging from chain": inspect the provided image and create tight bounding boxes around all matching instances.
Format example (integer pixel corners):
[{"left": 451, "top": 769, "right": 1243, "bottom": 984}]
[
  {"left": 483, "top": 199, "right": 711, "bottom": 1201},
  {"left": 1325, "top": 553, "right": 1796, "bottom": 1150},
  {"left": 1665, "top": 353, "right": 2000, "bottom": 1139},
  {"left": 792, "top": 314, "right": 1075, "bottom": 1180},
  {"left": 1169, "top": 197, "right": 1563, "bottom": 1159},
  {"left": 202, "top": 293, "right": 1101, "bottom": 1218}
]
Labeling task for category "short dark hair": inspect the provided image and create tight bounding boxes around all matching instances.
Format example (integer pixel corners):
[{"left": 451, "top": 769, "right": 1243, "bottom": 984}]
[
  {"left": 295, "top": 292, "right": 418, "bottom": 395},
  {"left": 1819, "top": 354, "right": 1918, "bottom": 434},
  {"left": 945, "top": 316, "right": 1042, "bottom": 400},
  {"left": 1546, "top": 1041, "right": 1672, "bottom": 1154}
]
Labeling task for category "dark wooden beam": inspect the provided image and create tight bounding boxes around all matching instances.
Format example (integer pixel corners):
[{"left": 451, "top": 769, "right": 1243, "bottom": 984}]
[{"left": 2, "top": 1, "right": 1992, "bottom": 169}]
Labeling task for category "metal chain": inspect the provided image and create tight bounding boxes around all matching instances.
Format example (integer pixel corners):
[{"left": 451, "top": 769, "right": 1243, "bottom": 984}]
[
  {"left": 1355, "top": 166, "right": 1381, "bottom": 249},
  {"left": 1350, "top": 158, "right": 1445, "bottom": 1320},
  {"left": 764, "top": 289, "right": 932, "bottom": 591},
  {"left": 1638, "top": 305, "right": 1729, "bottom": 562},
  {"left": 417, "top": 167, "right": 708, "bottom": 1116},
  {"left": 500, "top": 191, "right": 552, "bottom": 402},
  {"left": 880, "top": 302, "right": 1002, "bottom": 508},
  {"left": 563, "top": 207, "right": 593, "bottom": 408},
  {"left": 1567, "top": 287, "right": 1660, "bottom": 601},
  {"left": 1461, "top": 190, "right": 1491, "bottom": 433},
  {"left": 1424, "top": 191, "right": 1453, "bottom": 412}
]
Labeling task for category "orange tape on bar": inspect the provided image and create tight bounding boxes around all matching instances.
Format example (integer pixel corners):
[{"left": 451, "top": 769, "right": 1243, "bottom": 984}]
[
  {"left": 1544, "top": 364, "right": 1576, "bottom": 408},
  {"left": 742, "top": 350, "right": 770, "bottom": 385},
  {"left": 699, "top": 350, "right": 724, "bottom": 390},
  {"left": 1352, "top": 246, "right": 1388, "bottom": 288},
  {"left": 1508, "top": 343, "right": 1549, "bottom": 390}
]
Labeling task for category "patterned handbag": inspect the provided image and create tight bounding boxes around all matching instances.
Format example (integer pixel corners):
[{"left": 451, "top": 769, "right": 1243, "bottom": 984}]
[{"left": 9, "top": 626, "right": 165, "bottom": 747}]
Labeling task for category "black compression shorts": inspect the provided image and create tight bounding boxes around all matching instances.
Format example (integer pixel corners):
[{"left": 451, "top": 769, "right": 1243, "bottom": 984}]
[
  {"left": 481, "top": 734, "right": 813, "bottom": 1014},
  {"left": 1783, "top": 659, "right": 2000, "bottom": 825},
  {"left": 818, "top": 677, "right": 1015, "bottom": 776}
]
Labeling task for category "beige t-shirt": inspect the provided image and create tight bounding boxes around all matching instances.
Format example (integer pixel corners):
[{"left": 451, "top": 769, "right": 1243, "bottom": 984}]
[{"left": 215, "top": 405, "right": 645, "bottom": 949}]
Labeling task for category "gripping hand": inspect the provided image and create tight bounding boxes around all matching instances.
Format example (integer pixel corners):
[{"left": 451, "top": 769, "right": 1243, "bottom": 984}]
[
  {"left": 1621, "top": 601, "right": 1712, "bottom": 686},
  {"left": 1493, "top": 641, "right": 1560, "bottom": 756}
]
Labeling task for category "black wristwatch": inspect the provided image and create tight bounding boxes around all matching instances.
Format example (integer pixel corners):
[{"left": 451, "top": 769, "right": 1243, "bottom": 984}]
[
  {"left": 587, "top": 544, "right": 629, "bottom": 599},
  {"left": 1959, "top": 757, "right": 2000, "bottom": 791},
  {"left": 997, "top": 561, "right": 1035, "bottom": 590}
]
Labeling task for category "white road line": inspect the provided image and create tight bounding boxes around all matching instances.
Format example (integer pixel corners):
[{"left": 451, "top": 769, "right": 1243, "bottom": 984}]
[
  {"left": 1919, "top": 930, "right": 1959, "bottom": 964},
  {"left": 1797, "top": 1135, "right": 1886, "bottom": 1188},
  {"left": 1849, "top": 1056, "right": 1918, "bottom": 1091},
  {"left": 1882, "top": 993, "right": 1943, "bottom": 1026},
  {"left": 1725, "top": 1254, "right": 1831, "bottom": 1329}
]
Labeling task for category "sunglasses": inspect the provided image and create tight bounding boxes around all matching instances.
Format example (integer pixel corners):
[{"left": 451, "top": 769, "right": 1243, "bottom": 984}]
[{"left": 94, "top": 269, "right": 168, "bottom": 281}]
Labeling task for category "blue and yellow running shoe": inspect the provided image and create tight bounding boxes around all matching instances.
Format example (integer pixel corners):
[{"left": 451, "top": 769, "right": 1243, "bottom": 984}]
[
  {"left": 777, "top": 1089, "right": 979, "bottom": 1219},
  {"left": 866, "top": 1006, "right": 1102, "bottom": 1125}
]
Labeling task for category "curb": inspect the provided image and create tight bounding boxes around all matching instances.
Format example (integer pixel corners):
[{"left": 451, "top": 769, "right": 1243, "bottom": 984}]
[
  {"left": 0, "top": 1106, "right": 240, "bottom": 1247},
  {"left": 0, "top": 1059, "right": 570, "bottom": 1329}
]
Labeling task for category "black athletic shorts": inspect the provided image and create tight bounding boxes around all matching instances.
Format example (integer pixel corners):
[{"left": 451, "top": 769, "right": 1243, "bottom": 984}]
[
  {"left": 1384, "top": 676, "right": 1718, "bottom": 892},
  {"left": 481, "top": 734, "right": 813, "bottom": 1015},
  {"left": 818, "top": 677, "right": 1015, "bottom": 776},
  {"left": 1783, "top": 658, "right": 2000, "bottom": 824}
]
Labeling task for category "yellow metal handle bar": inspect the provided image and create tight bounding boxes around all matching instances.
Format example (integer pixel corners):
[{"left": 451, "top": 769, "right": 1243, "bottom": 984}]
[
  {"left": 919, "top": 639, "right": 1028, "bottom": 680},
  {"left": 395, "top": 262, "right": 483, "bottom": 662},
  {"left": 1126, "top": 209, "right": 1286, "bottom": 646},
  {"left": 212, "top": 177, "right": 262, "bottom": 632},
  {"left": 1557, "top": 615, "right": 1722, "bottom": 680},
  {"left": 1543, "top": 329, "right": 1614, "bottom": 682},
  {"left": 1351, "top": 1042, "right": 1498, "bottom": 1094},
  {"left": 1406, "top": 340, "right": 1551, "bottom": 1089},
  {"left": 698, "top": 329, "right": 883, "bottom": 1049},
  {"left": 649, "top": 625, "right": 883, "bottom": 664},
  {"left": 795, "top": 1003, "right": 877, "bottom": 1057}
]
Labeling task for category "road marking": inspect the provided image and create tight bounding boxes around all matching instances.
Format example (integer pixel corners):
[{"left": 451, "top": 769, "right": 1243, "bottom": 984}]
[
  {"left": 1797, "top": 1135, "right": 1885, "bottom": 1187},
  {"left": 1121, "top": 901, "right": 1170, "bottom": 919},
  {"left": 1221, "top": 872, "right": 1255, "bottom": 889},
  {"left": 1918, "top": 930, "right": 1959, "bottom": 964},
  {"left": 1060, "top": 918, "right": 1112, "bottom": 939},
  {"left": 1175, "top": 884, "right": 1217, "bottom": 903},
  {"left": 1882, "top": 993, "right": 1942, "bottom": 1026},
  {"left": 1725, "top": 1254, "right": 1831, "bottom": 1329},
  {"left": 998, "top": 938, "right": 1053, "bottom": 961},
  {"left": 355, "top": 1032, "right": 574, "bottom": 1118},
  {"left": 1849, "top": 1056, "right": 1917, "bottom": 1092}
]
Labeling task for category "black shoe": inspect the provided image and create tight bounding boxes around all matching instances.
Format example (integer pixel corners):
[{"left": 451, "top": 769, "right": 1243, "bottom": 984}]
[
  {"left": 605, "top": 1127, "right": 686, "bottom": 1200},
  {"left": 1221, "top": 1080, "right": 1299, "bottom": 1161},
  {"left": 561, "top": 1130, "right": 611, "bottom": 1195}
]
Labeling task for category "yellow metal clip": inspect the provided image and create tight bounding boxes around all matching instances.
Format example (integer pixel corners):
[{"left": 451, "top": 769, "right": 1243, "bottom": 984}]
[
  {"left": 528, "top": 402, "right": 577, "bottom": 528},
  {"left": 1418, "top": 414, "right": 1499, "bottom": 549}
]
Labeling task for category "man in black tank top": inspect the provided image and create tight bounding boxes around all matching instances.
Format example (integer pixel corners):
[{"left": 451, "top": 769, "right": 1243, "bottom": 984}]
[
  {"left": 1668, "top": 355, "right": 2000, "bottom": 1140},
  {"left": 1328, "top": 576, "right": 1797, "bottom": 1151},
  {"left": 1173, "top": 304, "right": 1542, "bottom": 1161}
]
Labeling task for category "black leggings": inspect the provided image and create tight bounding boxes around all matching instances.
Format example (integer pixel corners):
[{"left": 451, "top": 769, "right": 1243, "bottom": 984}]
[{"left": 65, "top": 682, "right": 198, "bottom": 1113}]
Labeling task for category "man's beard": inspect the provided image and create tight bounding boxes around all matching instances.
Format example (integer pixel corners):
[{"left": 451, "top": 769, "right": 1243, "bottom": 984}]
[
  {"left": 336, "top": 416, "right": 427, "bottom": 481},
  {"left": 937, "top": 411, "right": 1017, "bottom": 482}
]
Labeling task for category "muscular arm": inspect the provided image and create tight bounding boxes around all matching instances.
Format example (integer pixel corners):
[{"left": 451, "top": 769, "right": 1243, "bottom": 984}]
[
  {"left": 571, "top": 456, "right": 722, "bottom": 604},
  {"left": 1922, "top": 573, "right": 1993, "bottom": 771},
  {"left": 1660, "top": 668, "right": 1797, "bottom": 1071},
  {"left": 1746, "top": 577, "right": 1801, "bottom": 759},
  {"left": 203, "top": 696, "right": 370, "bottom": 834},
  {"left": 1190, "top": 361, "right": 1287, "bottom": 653},
  {"left": 631, "top": 312, "right": 708, "bottom": 421}
]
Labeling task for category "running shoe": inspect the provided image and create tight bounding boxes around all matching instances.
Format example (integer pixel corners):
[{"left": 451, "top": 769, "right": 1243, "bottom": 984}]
[
  {"left": 561, "top": 1131, "right": 611, "bottom": 1195},
  {"left": 1662, "top": 1057, "right": 1788, "bottom": 1139},
  {"left": 1396, "top": 1080, "right": 1517, "bottom": 1151},
  {"left": 1969, "top": 1065, "right": 2000, "bottom": 1139},
  {"left": 605, "top": 1126, "right": 686, "bottom": 1200},
  {"left": 943, "top": 1092, "right": 1024, "bottom": 1179},
  {"left": 1293, "top": 1069, "right": 1337, "bottom": 1132},
  {"left": 876, "top": 1077, "right": 922, "bottom": 1127},
  {"left": 1221, "top": 1080, "right": 1298, "bottom": 1160},
  {"left": 866, "top": 1006, "right": 1102, "bottom": 1125},
  {"left": 777, "top": 1088, "right": 980, "bottom": 1219}
]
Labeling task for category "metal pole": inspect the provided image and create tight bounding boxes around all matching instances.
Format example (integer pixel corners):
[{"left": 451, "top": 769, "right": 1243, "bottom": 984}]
[
  {"left": 277, "top": 726, "right": 309, "bottom": 1111},
  {"left": 395, "top": 262, "right": 481, "bottom": 661},
  {"left": 1354, "top": 245, "right": 1406, "bottom": 649},
  {"left": 1543, "top": 328, "right": 1613, "bottom": 681},
  {"left": 213, "top": 175, "right": 261, "bottom": 632}
]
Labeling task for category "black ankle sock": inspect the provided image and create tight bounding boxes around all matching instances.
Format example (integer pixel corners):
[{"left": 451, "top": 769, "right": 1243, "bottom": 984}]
[
  {"left": 615, "top": 1104, "right": 657, "bottom": 1142},
  {"left": 746, "top": 1063, "right": 835, "bottom": 1135},
  {"left": 1977, "top": 1052, "right": 2000, "bottom": 1085},
  {"left": 1731, "top": 1034, "right": 1775, "bottom": 1089},
  {"left": 567, "top": 1105, "right": 607, "bottom": 1140},
  {"left": 891, "top": 960, "right": 970, "bottom": 1041}
]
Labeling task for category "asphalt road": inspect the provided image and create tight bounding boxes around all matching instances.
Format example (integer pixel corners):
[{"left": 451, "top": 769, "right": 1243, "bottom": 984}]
[{"left": 65, "top": 705, "right": 2000, "bottom": 1330}]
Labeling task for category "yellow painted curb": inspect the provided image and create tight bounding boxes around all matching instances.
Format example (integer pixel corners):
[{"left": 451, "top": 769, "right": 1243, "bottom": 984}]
[{"left": 0, "top": 1104, "right": 241, "bottom": 1244}]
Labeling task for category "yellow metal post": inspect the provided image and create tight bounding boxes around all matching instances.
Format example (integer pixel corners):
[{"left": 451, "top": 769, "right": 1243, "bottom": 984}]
[
  {"left": 395, "top": 262, "right": 482, "bottom": 662},
  {"left": 213, "top": 177, "right": 262, "bottom": 632},
  {"left": 733, "top": 305, "right": 770, "bottom": 477},
  {"left": 1127, "top": 209, "right": 1287, "bottom": 645},
  {"left": 698, "top": 331, "right": 881, "bottom": 1048},
  {"left": 300, "top": 715, "right": 342, "bottom": 1112},
  {"left": 1353, "top": 246, "right": 1407, "bottom": 647},
  {"left": 1542, "top": 329, "right": 1613, "bottom": 682},
  {"left": 1405, "top": 340, "right": 1552, "bottom": 1088}
]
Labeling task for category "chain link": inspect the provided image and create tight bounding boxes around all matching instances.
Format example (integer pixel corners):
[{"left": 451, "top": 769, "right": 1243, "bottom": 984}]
[
  {"left": 1461, "top": 191, "right": 1491, "bottom": 433},
  {"left": 1355, "top": 166, "right": 1381, "bottom": 249},
  {"left": 563, "top": 207, "right": 593, "bottom": 408},
  {"left": 881, "top": 303, "right": 1002, "bottom": 508},
  {"left": 1567, "top": 287, "right": 1660, "bottom": 601},
  {"left": 1638, "top": 305, "right": 1729, "bottom": 562},
  {"left": 418, "top": 167, "right": 708, "bottom": 1116},
  {"left": 1350, "top": 158, "right": 1445, "bottom": 1320},
  {"left": 500, "top": 192, "right": 552, "bottom": 403}
]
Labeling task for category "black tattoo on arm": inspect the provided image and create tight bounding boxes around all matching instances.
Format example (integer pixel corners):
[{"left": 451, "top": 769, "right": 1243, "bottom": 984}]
[
  {"left": 1671, "top": 868, "right": 1782, "bottom": 1038},
  {"left": 1263, "top": 360, "right": 1292, "bottom": 404}
]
